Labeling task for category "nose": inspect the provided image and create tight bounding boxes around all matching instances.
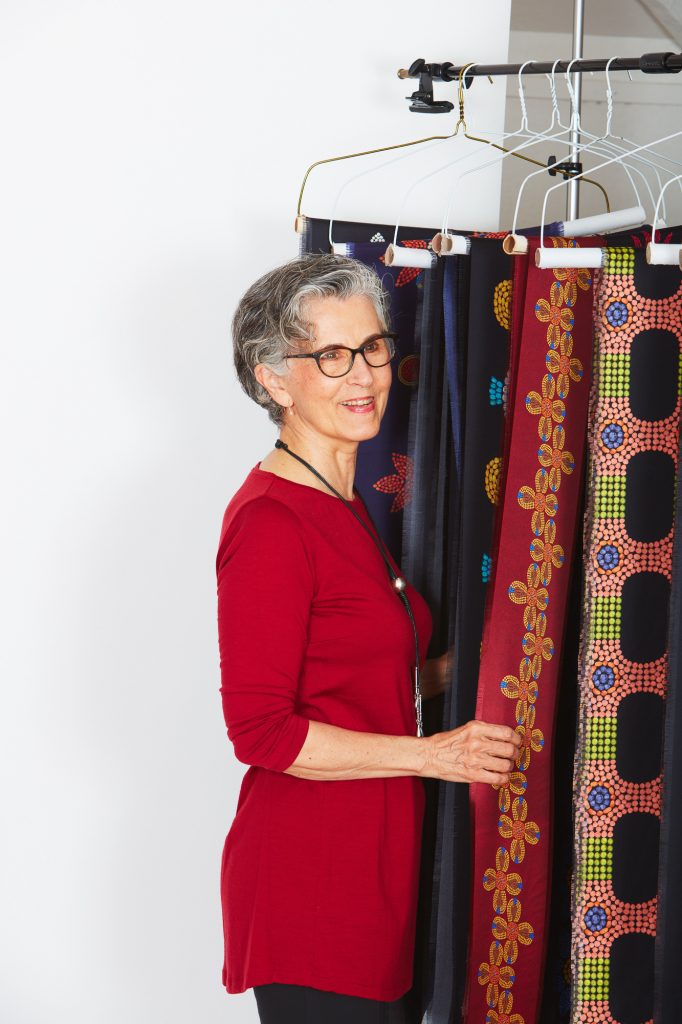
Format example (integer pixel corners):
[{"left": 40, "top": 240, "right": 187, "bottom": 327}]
[{"left": 347, "top": 350, "right": 376, "bottom": 385}]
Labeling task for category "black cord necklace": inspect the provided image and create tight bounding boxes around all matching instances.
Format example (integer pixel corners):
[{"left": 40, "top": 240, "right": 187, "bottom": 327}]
[{"left": 274, "top": 437, "right": 423, "bottom": 737}]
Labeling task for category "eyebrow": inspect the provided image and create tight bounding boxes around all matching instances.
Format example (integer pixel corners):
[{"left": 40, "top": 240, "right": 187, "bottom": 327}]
[{"left": 314, "top": 332, "right": 393, "bottom": 352}]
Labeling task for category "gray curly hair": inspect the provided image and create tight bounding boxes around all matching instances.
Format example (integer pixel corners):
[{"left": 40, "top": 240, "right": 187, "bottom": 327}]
[{"left": 231, "top": 252, "right": 392, "bottom": 427}]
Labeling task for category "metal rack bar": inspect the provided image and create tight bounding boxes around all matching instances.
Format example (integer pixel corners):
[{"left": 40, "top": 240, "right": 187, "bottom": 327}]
[{"left": 397, "top": 52, "right": 682, "bottom": 83}]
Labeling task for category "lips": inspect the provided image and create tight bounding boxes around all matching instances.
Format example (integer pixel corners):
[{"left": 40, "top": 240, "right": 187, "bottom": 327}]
[{"left": 340, "top": 397, "right": 376, "bottom": 413}]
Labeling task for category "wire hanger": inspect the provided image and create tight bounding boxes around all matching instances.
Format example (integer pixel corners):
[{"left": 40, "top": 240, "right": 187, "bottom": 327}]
[
  {"left": 647, "top": 173, "right": 682, "bottom": 264},
  {"left": 435, "top": 58, "right": 612, "bottom": 255},
  {"left": 385, "top": 63, "right": 609, "bottom": 268},
  {"left": 535, "top": 126, "right": 682, "bottom": 268},
  {"left": 506, "top": 58, "right": 652, "bottom": 255}
]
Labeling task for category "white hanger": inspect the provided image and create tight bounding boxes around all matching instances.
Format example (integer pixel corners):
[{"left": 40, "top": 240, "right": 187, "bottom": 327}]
[
  {"left": 647, "top": 173, "right": 682, "bottom": 264},
  {"left": 506, "top": 59, "right": 647, "bottom": 255},
  {"left": 535, "top": 129, "right": 682, "bottom": 268}
]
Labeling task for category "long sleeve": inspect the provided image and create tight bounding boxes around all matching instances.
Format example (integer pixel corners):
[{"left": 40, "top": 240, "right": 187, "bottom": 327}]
[{"left": 216, "top": 496, "right": 313, "bottom": 772}]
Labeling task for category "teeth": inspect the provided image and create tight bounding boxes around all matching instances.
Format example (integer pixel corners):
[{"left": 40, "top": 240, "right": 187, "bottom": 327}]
[{"left": 342, "top": 398, "right": 373, "bottom": 406}]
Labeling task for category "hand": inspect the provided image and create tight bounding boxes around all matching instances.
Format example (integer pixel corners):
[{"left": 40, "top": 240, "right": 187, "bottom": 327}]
[
  {"left": 420, "top": 646, "right": 454, "bottom": 700},
  {"left": 420, "top": 719, "right": 523, "bottom": 786}
]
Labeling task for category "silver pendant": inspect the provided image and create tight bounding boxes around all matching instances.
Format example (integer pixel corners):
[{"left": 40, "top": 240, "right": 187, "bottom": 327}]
[{"left": 413, "top": 665, "right": 423, "bottom": 738}]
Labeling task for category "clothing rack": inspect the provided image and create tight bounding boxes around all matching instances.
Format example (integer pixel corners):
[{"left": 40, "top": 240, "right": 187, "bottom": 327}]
[{"left": 399, "top": 49, "right": 682, "bottom": 219}]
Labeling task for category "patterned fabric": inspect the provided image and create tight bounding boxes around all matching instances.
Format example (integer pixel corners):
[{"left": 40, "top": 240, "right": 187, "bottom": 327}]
[
  {"left": 463, "top": 237, "right": 596, "bottom": 1024},
  {"left": 300, "top": 232, "right": 426, "bottom": 563},
  {"left": 571, "top": 240, "right": 682, "bottom": 1024}
]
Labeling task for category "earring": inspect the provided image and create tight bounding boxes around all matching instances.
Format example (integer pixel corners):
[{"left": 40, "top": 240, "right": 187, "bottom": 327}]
[{"left": 288, "top": 404, "right": 294, "bottom": 415}]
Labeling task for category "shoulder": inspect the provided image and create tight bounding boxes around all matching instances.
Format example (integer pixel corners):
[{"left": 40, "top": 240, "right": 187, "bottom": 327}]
[{"left": 216, "top": 493, "right": 313, "bottom": 579}]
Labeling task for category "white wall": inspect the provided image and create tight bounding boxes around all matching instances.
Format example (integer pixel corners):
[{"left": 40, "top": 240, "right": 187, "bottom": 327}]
[
  {"left": 501, "top": 2, "right": 682, "bottom": 227},
  {"left": 0, "top": 3, "right": 511, "bottom": 1023}
]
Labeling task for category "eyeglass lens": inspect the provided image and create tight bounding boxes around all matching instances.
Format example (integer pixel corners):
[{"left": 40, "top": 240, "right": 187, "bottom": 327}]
[{"left": 318, "top": 336, "right": 395, "bottom": 377}]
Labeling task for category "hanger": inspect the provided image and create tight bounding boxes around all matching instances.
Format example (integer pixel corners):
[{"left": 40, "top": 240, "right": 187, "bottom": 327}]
[
  {"left": 435, "top": 59, "right": 612, "bottom": 255},
  {"left": 293, "top": 77, "right": 472, "bottom": 239},
  {"left": 647, "top": 173, "right": 682, "bottom": 264},
  {"left": 385, "top": 63, "right": 609, "bottom": 268},
  {"left": 535, "top": 128, "right": 682, "bottom": 268}
]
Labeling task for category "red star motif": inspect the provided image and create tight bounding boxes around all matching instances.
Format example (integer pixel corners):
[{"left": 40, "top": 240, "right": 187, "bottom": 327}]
[
  {"left": 633, "top": 228, "right": 673, "bottom": 248},
  {"left": 372, "top": 452, "right": 414, "bottom": 511},
  {"left": 379, "top": 239, "right": 428, "bottom": 287}
]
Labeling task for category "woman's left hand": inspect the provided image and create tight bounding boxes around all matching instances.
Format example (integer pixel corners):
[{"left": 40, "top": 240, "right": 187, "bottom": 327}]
[{"left": 420, "top": 647, "right": 454, "bottom": 700}]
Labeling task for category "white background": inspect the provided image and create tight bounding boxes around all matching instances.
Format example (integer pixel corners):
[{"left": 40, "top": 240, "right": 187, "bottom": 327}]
[{"left": 1, "top": 3, "right": 511, "bottom": 1022}]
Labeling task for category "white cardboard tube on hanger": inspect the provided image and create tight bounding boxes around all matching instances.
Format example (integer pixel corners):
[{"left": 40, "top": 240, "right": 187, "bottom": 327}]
[
  {"left": 562, "top": 205, "right": 646, "bottom": 237},
  {"left": 646, "top": 242, "right": 682, "bottom": 265},
  {"left": 535, "top": 246, "right": 605, "bottom": 269},
  {"left": 294, "top": 215, "right": 306, "bottom": 234},
  {"left": 384, "top": 244, "right": 435, "bottom": 269},
  {"left": 432, "top": 233, "right": 471, "bottom": 256},
  {"left": 503, "top": 234, "right": 528, "bottom": 256}
]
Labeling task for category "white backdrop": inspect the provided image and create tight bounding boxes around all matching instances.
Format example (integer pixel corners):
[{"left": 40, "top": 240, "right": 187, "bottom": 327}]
[{"left": 1, "top": 3, "right": 511, "bottom": 1021}]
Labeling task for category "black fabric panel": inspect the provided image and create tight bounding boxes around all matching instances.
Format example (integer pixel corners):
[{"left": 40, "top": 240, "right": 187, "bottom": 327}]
[
  {"left": 654, "top": 424, "right": 682, "bottom": 1024},
  {"left": 625, "top": 451, "right": 676, "bottom": 542},
  {"left": 613, "top": 813, "right": 660, "bottom": 903},
  {"left": 629, "top": 329, "right": 679, "bottom": 422},
  {"left": 609, "top": 933, "right": 655, "bottom": 1024},
  {"left": 616, "top": 692, "right": 665, "bottom": 783},
  {"left": 620, "top": 572, "right": 671, "bottom": 664}
]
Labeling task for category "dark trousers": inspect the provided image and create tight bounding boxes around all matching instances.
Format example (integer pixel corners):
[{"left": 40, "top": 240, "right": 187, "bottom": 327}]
[{"left": 253, "top": 983, "right": 410, "bottom": 1023}]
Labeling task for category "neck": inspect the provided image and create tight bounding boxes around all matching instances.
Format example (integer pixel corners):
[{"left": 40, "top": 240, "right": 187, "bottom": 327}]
[{"left": 276, "top": 427, "right": 358, "bottom": 501}]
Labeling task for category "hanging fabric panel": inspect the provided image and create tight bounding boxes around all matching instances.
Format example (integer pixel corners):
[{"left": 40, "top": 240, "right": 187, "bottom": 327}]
[
  {"left": 420, "top": 238, "right": 514, "bottom": 1024},
  {"left": 655, "top": 420, "right": 682, "bottom": 1024},
  {"left": 571, "top": 239, "right": 682, "bottom": 1024},
  {"left": 463, "top": 237, "right": 596, "bottom": 1024},
  {"left": 301, "top": 231, "right": 427, "bottom": 562}
]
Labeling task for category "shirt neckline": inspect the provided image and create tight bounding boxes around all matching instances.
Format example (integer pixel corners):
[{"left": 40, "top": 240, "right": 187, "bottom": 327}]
[{"left": 255, "top": 462, "right": 362, "bottom": 503}]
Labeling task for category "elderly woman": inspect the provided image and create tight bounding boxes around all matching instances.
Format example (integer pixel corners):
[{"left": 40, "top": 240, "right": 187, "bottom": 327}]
[{"left": 215, "top": 253, "right": 521, "bottom": 1024}]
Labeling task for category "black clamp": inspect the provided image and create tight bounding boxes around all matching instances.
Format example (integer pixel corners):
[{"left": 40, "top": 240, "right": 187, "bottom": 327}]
[
  {"left": 405, "top": 59, "right": 455, "bottom": 113},
  {"left": 640, "top": 51, "right": 680, "bottom": 74},
  {"left": 547, "top": 155, "right": 583, "bottom": 178}
]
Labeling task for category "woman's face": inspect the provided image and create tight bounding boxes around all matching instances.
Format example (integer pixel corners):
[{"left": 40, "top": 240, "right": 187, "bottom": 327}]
[{"left": 277, "top": 293, "right": 393, "bottom": 445}]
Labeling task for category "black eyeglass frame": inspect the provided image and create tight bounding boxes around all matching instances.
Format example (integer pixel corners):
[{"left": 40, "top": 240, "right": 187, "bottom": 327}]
[{"left": 283, "top": 332, "right": 399, "bottom": 377}]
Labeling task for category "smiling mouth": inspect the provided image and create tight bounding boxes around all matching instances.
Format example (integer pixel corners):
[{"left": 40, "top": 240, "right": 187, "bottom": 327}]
[{"left": 340, "top": 397, "right": 376, "bottom": 411}]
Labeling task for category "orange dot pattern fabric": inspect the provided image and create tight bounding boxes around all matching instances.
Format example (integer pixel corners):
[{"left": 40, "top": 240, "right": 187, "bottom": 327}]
[{"left": 572, "top": 244, "right": 682, "bottom": 1024}]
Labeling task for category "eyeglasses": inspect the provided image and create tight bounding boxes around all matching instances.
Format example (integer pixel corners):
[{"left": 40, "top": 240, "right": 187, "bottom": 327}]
[{"left": 284, "top": 332, "right": 398, "bottom": 378}]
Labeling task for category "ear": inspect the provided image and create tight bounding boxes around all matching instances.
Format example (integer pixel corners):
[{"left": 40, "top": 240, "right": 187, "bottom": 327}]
[{"left": 254, "top": 362, "right": 292, "bottom": 411}]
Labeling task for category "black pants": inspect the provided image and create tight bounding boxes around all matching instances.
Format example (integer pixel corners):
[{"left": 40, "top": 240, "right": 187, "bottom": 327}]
[{"left": 253, "top": 983, "right": 410, "bottom": 1023}]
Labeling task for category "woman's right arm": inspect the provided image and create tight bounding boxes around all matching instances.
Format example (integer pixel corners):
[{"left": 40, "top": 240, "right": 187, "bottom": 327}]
[{"left": 285, "top": 718, "right": 521, "bottom": 785}]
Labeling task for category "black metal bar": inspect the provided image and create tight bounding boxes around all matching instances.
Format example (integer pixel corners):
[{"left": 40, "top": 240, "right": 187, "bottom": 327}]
[{"left": 398, "top": 53, "right": 682, "bottom": 86}]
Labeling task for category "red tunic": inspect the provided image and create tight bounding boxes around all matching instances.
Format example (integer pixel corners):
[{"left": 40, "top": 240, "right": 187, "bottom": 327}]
[{"left": 215, "top": 462, "right": 433, "bottom": 1001}]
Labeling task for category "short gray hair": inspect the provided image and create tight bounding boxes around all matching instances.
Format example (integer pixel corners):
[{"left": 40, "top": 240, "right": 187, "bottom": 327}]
[{"left": 231, "top": 252, "right": 392, "bottom": 427}]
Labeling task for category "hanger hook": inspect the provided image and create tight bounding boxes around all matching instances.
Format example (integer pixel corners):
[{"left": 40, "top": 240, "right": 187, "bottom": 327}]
[
  {"left": 456, "top": 62, "right": 478, "bottom": 133},
  {"left": 517, "top": 60, "right": 535, "bottom": 131},
  {"left": 564, "top": 57, "right": 582, "bottom": 129},
  {"left": 546, "top": 59, "right": 562, "bottom": 124},
  {"left": 604, "top": 56, "right": 618, "bottom": 135}
]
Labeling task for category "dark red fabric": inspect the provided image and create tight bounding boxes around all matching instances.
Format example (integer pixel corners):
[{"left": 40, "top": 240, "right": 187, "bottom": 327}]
[
  {"left": 215, "top": 463, "right": 433, "bottom": 1001},
  {"left": 463, "top": 239, "right": 595, "bottom": 1024}
]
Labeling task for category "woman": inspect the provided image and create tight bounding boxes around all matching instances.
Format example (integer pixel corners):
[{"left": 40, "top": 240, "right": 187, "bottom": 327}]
[{"left": 215, "top": 253, "right": 521, "bottom": 1024}]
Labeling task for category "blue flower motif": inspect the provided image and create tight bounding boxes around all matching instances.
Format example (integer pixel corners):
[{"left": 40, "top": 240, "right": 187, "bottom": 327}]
[
  {"left": 489, "top": 376, "right": 504, "bottom": 406},
  {"left": 592, "top": 665, "right": 615, "bottom": 691},
  {"left": 588, "top": 785, "right": 611, "bottom": 812},
  {"left": 584, "top": 906, "right": 607, "bottom": 932},
  {"left": 597, "top": 544, "right": 619, "bottom": 571},
  {"left": 601, "top": 422, "right": 624, "bottom": 449},
  {"left": 605, "top": 300, "right": 628, "bottom": 327},
  {"left": 481, "top": 553, "right": 492, "bottom": 583}
]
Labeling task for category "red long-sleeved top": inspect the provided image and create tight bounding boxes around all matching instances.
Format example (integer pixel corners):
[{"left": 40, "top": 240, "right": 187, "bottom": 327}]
[{"left": 215, "top": 462, "right": 433, "bottom": 1001}]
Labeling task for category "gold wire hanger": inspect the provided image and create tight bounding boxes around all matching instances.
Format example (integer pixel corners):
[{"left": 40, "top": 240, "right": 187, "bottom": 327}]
[{"left": 295, "top": 60, "right": 609, "bottom": 235}]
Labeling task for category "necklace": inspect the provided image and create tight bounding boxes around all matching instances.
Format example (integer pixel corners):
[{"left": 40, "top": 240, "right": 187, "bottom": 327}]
[{"left": 274, "top": 438, "right": 423, "bottom": 737}]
